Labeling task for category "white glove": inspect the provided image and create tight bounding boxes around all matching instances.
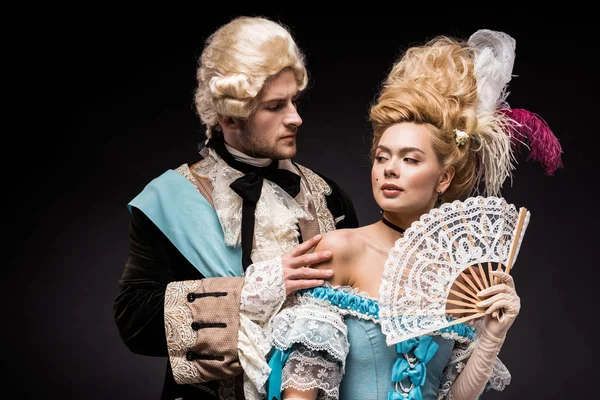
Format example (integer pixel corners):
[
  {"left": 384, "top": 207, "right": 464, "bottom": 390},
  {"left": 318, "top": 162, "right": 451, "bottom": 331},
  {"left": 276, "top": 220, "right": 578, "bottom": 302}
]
[{"left": 477, "top": 270, "right": 521, "bottom": 339}]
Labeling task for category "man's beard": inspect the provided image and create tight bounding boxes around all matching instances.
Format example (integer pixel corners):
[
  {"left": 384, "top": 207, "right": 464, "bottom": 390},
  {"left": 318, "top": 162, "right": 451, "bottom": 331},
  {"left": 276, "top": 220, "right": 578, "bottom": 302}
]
[{"left": 238, "top": 130, "right": 297, "bottom": 160}]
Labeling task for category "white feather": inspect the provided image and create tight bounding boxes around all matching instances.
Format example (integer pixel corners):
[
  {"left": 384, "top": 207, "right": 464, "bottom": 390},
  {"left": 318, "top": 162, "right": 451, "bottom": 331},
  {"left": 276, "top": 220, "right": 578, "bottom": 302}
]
[{"left": 468, "top": 30, "right": 516, "bottom": 114}]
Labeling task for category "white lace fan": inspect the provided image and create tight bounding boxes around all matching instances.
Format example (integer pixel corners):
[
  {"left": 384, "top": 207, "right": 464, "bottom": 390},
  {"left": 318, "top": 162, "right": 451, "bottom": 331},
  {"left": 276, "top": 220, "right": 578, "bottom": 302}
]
[{"left": 379, "top": 196, "right": 530, "bottom": 345}]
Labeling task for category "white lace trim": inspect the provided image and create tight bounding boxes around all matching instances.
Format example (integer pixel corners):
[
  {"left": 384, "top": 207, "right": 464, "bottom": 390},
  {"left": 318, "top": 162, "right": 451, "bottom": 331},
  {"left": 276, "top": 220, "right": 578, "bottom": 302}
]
[
  {"left": 243, "top": 373, "right": 261, "bottom": 400},
  {"left": 164, "top": 281, "right": 199, "bottom": 384},
  {"left": 282, "top": 345, "right": 342, "bottom": 400},
  {"left": 238, "top": 257, "right": 286, "bottom": 397},
  {"left": 174, "top": 163, "right": 195, "bottom": 183},
  {"left": 486, "top": 356, "right": 511, "bottom": 392},
  {"left": 240, "top": 257, "right": 287, "bottom": 324},
  {"left": 296, "top": 164, "right": 336, "bottom": 234},
  {"left": 336, "top": 306, "right": 378, "bottom": 323},
  {"left": 272, "top": 296, "right": 349, "bottom": 370},
  {"left": 191, "top": 148, "right": 310, "bottom": 261}
]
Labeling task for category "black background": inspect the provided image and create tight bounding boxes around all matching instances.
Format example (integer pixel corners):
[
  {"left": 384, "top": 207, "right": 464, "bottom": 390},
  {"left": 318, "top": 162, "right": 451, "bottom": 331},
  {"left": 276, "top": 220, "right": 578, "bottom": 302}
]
[{"left": 8, "top": 11, "right": 598, "bottom": 399}]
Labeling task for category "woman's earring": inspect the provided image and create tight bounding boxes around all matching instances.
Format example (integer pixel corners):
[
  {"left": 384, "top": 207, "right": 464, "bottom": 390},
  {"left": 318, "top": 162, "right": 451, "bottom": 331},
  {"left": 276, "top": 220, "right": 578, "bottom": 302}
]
[{"left": 436, "top": 191, "right": 443, "bottom": 206}]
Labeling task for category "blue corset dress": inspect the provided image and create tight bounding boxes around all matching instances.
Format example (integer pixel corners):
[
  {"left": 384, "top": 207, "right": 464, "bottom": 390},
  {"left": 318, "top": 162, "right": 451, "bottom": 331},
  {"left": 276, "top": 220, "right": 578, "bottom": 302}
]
[
  {"left": 268, "top": 286, "right": 476, "bottom": 400},
  {"left": 342, "top": 317, "right": 454, "bottom": 399}
]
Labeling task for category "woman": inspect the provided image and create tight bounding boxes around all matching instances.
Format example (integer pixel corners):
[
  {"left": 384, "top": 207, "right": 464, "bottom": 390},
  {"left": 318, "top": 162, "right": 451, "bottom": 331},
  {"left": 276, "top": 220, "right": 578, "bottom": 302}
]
[{"left": 266, "top": 29, "right": 562, "bottom": 400}]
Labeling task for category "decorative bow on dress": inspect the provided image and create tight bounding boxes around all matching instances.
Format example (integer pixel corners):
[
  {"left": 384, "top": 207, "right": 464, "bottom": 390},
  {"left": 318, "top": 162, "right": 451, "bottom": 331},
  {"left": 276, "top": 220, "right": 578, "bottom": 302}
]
[{"left": 389, "top": 335, "right": 440, "bottom": 400}]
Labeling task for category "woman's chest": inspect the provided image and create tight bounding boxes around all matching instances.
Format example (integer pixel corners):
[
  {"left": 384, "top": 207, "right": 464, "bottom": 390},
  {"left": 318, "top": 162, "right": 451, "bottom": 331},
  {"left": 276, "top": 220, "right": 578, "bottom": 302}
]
[{"left": 348, "top": 247, "right": 388, "bottom": 298}]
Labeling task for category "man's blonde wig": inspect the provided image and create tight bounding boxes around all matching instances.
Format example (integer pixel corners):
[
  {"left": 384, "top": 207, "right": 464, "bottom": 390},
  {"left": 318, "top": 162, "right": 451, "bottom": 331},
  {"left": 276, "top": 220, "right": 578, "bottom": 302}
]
[{"left": 194, "top": 16, "right": 308, "bottom": 138}]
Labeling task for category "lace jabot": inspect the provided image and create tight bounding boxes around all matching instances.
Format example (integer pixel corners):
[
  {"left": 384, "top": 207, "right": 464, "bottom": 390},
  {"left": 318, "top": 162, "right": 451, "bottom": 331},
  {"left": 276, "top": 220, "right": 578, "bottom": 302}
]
[{"left": 190, "top": 146, "right": 311, "bottom": 262}]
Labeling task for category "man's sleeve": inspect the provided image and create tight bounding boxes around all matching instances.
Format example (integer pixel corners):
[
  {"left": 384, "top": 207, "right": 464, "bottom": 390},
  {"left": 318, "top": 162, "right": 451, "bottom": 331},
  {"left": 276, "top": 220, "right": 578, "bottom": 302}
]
[
  {"left": 164, "top": 277, "right": 244, "bottom": 384},
  {"left": 113, "top": 206, "right": 244, "bottom": 384}
]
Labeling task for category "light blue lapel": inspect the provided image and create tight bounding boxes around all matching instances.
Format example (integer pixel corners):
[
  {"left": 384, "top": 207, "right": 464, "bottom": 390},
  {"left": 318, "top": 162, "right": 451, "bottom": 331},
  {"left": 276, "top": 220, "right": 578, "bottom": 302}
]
[{"left": 128, "top": 169, "right": 243, "bottom": 278}]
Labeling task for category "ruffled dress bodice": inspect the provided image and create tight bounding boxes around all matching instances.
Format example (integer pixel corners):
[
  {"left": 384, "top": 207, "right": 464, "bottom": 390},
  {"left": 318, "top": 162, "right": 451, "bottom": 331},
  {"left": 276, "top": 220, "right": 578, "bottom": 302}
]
[
  {"left": 269, "top": 285, "right": 480, "bottom": 400},
  {"left": 307, "top": 286, "right": 474, "bottom": 400}
]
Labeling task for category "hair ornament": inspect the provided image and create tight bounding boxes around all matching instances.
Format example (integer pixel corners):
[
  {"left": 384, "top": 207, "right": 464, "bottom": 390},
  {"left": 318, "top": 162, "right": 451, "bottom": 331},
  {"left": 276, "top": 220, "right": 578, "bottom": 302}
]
[{"left": 454, "top": 129, "right": 469, "bottom": 146}]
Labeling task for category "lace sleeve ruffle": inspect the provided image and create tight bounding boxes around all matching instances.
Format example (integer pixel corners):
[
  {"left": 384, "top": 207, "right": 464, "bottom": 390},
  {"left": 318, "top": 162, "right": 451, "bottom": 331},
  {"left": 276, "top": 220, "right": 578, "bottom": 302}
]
[
  {"left": 238, "top": 256, "right": 287, "bottom": 397},
  {"left": 436, "top": 323, "right": 511, "bottom": 400},
  {"left": 282, "top": 345, "right": 342, "bottom": 400},
  {"left": 272, "top": 295, "right": 349, "bottom": 368},
  {"left": 272, "top": 295, "right": 349, "bottom": 399}
]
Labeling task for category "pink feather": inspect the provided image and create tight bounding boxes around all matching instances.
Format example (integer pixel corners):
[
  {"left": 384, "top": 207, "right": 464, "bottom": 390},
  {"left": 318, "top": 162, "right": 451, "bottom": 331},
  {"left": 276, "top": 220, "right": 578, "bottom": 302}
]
[{"left": 501, "top": 108, "right": 563, "bottom": 175}]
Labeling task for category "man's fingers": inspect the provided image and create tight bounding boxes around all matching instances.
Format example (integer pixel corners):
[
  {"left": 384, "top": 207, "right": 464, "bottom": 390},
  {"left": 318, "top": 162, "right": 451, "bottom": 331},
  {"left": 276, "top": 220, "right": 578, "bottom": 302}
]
[
  {"left": 287, "top": 250, "right": 332, "bottom": 269},
  {"left": 288, "top": 266, "right": 334, "bottom": 281},
  {"left": 288, "top": 234, "right": 322, "bottom": 258}
]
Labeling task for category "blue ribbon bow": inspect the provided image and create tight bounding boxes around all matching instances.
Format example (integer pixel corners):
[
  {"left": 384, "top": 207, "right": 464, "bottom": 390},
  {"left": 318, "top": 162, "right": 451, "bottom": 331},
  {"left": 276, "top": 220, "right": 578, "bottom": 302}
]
[
  {"left": 389, "top": 336, "right": 440, "bottom": 400},
  {"left": 395, "top": 338, "right": 418, "bottom": 355},
  {"left": 388, "top": 385, "right": 423, "bottom": 400},
  {"left": 413, "top": 335, "right": 439, "bottom": 363},
  {"left": 392, "top": 358, "right": 427, "bottom": 386}
]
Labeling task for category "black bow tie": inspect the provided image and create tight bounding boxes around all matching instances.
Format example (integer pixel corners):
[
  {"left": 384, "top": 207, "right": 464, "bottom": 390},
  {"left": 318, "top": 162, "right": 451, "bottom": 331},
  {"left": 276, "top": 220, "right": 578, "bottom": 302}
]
[{"left": 205, "top": 137, "right": 301, "bottom": 270}]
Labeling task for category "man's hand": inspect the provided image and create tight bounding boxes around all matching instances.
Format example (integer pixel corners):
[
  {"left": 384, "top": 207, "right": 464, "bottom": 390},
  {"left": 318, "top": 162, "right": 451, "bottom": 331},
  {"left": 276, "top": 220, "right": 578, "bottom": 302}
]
[{"left": 281, "top": 234, "right": 333, "bottom": 295}]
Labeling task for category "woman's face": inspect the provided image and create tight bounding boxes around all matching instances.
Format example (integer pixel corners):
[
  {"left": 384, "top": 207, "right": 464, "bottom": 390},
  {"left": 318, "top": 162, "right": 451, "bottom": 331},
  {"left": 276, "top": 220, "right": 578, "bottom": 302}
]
[{"left": 371, "top": 122, "right": 451, "bottom": 224}]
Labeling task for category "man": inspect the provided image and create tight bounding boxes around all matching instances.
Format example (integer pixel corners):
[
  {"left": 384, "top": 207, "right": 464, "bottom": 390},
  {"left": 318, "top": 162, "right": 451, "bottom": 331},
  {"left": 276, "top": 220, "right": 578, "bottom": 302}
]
[{"left": 113, "top": 16, "right": 358, "bottom": 400}]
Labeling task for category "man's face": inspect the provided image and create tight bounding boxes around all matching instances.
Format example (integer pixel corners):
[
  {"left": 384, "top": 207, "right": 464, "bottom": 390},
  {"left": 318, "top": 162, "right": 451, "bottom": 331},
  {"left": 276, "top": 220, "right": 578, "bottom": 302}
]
[{"left": 231, "top": 69, "right": 303, "bottom": 160}]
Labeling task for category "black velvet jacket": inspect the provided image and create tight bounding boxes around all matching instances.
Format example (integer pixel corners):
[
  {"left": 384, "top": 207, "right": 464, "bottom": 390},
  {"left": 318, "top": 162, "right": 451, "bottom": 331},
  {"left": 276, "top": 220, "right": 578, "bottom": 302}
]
[{"left": 113, "top": 164, "right": 358, "bottom": 400}]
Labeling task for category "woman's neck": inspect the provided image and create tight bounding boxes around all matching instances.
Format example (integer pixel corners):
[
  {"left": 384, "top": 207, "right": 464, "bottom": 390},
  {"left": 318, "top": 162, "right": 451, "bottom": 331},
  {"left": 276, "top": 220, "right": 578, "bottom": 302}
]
[
  {"left": 372, "top": 220, "right": 403, "bottom": 249},
  {"left": 381, "top": 211, "right": 414, "bottom": 234}
]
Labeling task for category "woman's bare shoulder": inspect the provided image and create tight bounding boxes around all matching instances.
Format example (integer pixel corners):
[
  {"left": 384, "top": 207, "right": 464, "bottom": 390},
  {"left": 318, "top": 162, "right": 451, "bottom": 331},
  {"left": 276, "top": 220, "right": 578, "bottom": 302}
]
[{"left": 314, "top": 228, "right": 365, "bottom": 255}]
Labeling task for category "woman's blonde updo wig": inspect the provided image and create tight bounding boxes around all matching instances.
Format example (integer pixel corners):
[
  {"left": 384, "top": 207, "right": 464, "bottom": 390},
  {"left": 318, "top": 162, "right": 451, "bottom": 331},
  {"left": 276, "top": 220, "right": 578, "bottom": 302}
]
[
  {"left": 369, "top": 35, "right": 515, "bottom": 202},
  {"left": 194, "top": 16, "right": 308, "bottom": 138}
]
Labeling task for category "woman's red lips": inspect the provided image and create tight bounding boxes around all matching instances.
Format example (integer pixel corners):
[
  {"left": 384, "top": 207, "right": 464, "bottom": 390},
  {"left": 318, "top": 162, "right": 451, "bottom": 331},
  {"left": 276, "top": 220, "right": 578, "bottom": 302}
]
[{"left": 381, "top": 184, "right": 402, "bottom": 190}]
